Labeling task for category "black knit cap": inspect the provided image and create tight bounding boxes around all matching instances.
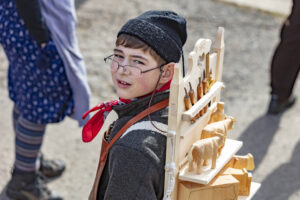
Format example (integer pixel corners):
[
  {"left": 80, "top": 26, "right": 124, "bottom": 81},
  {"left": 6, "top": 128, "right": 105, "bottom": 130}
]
[{"left": 117, "top": 10, "right": 187, "bottom": 63}]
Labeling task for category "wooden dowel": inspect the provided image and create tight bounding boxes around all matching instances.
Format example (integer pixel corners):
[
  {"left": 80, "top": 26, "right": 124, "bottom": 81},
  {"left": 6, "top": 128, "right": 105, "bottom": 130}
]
[
  {"left": 197, "top": 77, "right": 204, "bottom": 117},
  {"left": 202, "top": 70, "right": 208, "bottom": 113},
  {"left": 206, "top": 53, "right": 210, "bottom": 80}
]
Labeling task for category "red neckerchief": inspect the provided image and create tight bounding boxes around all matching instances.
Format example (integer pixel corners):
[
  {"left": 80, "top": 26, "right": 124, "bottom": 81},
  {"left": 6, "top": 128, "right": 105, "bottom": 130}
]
[{"left": 82, "top": 80, "right": 171, "bottom": 143}]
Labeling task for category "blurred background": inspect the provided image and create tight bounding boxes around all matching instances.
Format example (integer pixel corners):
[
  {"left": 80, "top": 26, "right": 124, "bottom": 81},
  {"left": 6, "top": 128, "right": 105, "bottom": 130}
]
[{"left": 0, "top": 0, "right": 299, "bottom": 199}]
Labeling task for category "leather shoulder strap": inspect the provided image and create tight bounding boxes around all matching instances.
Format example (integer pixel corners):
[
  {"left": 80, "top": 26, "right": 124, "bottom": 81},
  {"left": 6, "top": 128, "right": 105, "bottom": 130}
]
[{"left": 105, "top": 98, "right": 169, "bottom": 152}]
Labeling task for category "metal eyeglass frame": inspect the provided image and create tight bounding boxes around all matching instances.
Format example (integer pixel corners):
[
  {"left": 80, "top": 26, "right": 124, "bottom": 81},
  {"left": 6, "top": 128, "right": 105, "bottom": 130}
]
[{"left": 104, "top": 54, "right": 165, "bottom": 75}]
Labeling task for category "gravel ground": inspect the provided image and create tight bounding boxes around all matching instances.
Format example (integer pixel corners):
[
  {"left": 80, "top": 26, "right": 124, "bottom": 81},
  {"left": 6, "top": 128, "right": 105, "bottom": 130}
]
[{"left": 0, "top": 0, "right": 299, "bottom": 199}]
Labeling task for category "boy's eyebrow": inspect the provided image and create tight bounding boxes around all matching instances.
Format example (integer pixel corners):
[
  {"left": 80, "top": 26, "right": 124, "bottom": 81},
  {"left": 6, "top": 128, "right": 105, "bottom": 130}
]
[
  {"left": 113, "top": 48, "right": 149, "bottom": 62},
  {"left": 131, "top": 55, "right": 148, "bottom": 62},
  {"left": 113, "top": 48, "right": 123, "bottom": 54}
]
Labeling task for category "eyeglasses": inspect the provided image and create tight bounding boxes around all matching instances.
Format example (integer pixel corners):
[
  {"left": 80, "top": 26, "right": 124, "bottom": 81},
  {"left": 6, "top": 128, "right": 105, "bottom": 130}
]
[{"left": 104, "top": 55, "right": 164, "bottom": 78}]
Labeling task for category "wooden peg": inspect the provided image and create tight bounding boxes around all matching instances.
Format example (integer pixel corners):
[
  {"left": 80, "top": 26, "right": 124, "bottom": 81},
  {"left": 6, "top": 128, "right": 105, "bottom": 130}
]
[
  {"left": 206, "top": 53, "right": 210, "bottom": 80},
  {"left": 202, "top": 70, "right": 208, "bottom": 113},
  {"left": 202, "top": 70, "right": 208, "bottom": 95}
]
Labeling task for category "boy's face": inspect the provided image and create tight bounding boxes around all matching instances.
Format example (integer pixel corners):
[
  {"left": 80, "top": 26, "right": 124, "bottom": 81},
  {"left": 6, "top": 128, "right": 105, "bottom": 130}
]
[{"left": 111, "top": 45, "right": 163, "bottom": 99}]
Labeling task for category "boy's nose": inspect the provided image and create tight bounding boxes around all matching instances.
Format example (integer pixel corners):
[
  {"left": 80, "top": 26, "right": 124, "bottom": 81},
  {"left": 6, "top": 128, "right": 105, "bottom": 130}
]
[{"left": 117, "top": 64, "right": 128, "bottom": 73}]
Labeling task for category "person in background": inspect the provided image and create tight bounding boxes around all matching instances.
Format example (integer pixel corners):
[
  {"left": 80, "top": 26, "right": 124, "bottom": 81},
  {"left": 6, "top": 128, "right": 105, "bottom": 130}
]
[
  {"left": 268, "top": 0, "right": 299, "bottom": 114},
  {"left": 0, "top": 0, "right": 90, "bottom": 199}
]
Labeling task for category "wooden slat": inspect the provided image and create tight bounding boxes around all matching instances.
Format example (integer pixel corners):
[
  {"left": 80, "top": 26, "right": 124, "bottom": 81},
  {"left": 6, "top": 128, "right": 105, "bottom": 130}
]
[{"left": 179, "top": 139, "right": 243, "bottom": 185}]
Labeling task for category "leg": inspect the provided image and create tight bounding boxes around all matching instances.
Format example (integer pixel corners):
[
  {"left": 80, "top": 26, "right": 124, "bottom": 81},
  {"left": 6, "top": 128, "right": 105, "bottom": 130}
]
[
  {"left": 14, "top": 116, "right": 46, "bottom": 172},
  {"left": 196, "top": 158, "right": 202, "bottom": 174},
  {"left": 270, "top": 0, "right": 300, "bottom": 99},
  {"left": 12, "top": 106, "right": 65, "bottom": 178},
  {"left": 7, "top": 113, "right": 60, "bottom": 199},
  {"left": 218, "top": 144, "right": 224, "bottom": 156},
  {"left": 188, "top": 159, "right": 194, "bottom": 172},
  {"left": 211, "top": 149, "right": 217, "bottom": 169},
  {"left": 203, "top": 160, "right": 209, "bottom": 166},
  {"left": 7, "top": 109, "right": 63, "bottom": 200},
  {"left": 12, "top": 106, "right": 20, "bottom": 133}
]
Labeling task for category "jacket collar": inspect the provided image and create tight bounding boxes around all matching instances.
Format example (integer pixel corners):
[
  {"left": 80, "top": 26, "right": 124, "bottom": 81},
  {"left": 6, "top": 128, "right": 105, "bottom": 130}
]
[{"left": 113, "top": 90, "right": 170, "bottom": 118}]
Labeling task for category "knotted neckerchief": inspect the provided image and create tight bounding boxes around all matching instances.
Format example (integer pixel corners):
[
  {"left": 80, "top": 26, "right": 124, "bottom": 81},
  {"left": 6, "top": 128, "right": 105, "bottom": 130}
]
[{"left": 82, "top": 80, "right": 171, "bottom": 142}]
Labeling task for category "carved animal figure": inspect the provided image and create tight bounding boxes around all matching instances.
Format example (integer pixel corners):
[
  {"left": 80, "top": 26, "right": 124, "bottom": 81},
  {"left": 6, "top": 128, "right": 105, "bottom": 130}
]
[
  {"left": 188, "top": 133, "right": 224, "bottom": 174},
  {"left": 201, "top": 116, "right": 236, "bottom": 155},
  {"left": 208, "top": 102, "right": 225, "bottom": 123},
  {"left": 226, "top": 153, "right": 255, "bottom": 171}
]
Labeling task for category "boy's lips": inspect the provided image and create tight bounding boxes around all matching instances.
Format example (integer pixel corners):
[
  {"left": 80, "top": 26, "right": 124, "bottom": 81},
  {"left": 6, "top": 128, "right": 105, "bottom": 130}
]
[{"left": 117, "top": 79, "right": 131, "bottom": 88}]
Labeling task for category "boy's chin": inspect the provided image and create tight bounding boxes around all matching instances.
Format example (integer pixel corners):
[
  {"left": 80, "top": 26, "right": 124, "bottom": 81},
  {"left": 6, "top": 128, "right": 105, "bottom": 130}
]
[
  {"left": 116, "top": 91, "right": 135, "bottom": 100},
  {"left": 117, "top": 90, "right": 148, "bottom": 100}
]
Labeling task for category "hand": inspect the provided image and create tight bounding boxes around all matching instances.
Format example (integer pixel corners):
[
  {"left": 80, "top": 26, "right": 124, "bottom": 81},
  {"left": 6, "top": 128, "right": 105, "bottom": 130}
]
[{"left": 40, "top": 42, "right": 47, "bottom": 48}]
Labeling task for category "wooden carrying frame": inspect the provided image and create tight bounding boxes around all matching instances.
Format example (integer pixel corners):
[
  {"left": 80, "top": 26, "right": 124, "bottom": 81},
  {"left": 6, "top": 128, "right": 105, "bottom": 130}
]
[
  {"left": 163, "top": 27, "right": 260, "bottom": 200},
  {"left": 163, "top": 27, "right": 226, "bottom": 200}
]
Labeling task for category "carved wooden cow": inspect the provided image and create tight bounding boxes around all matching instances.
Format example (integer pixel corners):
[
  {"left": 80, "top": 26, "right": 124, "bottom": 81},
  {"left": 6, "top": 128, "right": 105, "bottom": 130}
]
[
  {"left": 188, "top": 133, "right": 224, "bottom": 174},
  {"left": 201, "top": 116, "right": 236, "bottom": 155}
]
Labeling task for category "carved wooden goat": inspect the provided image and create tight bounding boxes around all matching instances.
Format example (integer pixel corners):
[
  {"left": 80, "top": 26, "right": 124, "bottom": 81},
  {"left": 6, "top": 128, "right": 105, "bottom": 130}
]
[
  {"left": 208, "top": 102, "right": 225, "bottom": 124},
  {"left": 201, "top": 116, "right": 236, "bottom": 155},
  {"left": 188, "top": 133, "right": 225, "bottom": 174}
]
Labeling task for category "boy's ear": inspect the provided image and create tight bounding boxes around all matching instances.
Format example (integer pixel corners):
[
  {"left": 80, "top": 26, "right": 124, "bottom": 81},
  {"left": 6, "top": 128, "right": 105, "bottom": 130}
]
[{"left": 158, "top": 62, "right": 175, "bottom": 85}]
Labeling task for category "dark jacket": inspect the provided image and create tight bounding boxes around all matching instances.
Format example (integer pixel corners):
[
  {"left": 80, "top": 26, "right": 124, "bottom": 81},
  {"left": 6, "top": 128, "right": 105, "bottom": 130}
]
[{"left": 97, "top": 91, "right": 169, "bottom": 200}]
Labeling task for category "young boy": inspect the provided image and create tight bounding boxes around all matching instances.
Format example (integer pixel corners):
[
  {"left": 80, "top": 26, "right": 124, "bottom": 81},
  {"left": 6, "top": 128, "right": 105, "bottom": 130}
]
[{"left": 82, "top": 10, "right": 187, "bottom": 200}]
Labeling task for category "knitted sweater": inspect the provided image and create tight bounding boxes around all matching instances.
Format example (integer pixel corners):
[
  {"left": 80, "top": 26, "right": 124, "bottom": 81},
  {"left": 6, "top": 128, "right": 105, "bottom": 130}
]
[{"left": 97, "top": 91, "right": 169, "bottom": 200}]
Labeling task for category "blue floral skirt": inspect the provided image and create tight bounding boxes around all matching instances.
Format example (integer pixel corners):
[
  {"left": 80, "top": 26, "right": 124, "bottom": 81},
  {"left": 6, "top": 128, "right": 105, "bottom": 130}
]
[{"left": 0, "top": 0, "right": 74, "bottom": 124}]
